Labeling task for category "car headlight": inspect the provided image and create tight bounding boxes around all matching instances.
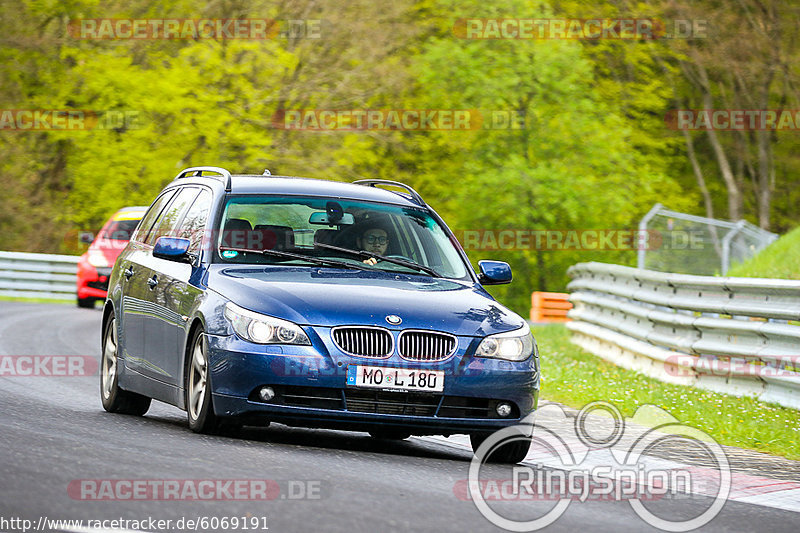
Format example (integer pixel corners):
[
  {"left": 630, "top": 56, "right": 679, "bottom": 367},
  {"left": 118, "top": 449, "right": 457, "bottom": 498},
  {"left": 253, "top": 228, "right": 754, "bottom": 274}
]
[
  {"left": 87, "top": 251, "right": 109, "bottom": 268},
  {"left": 224, "top": 302, "right": 311, "bottom": 345},
  {"left": 476, "top": 323, "right": 535, "bottom": 361}
]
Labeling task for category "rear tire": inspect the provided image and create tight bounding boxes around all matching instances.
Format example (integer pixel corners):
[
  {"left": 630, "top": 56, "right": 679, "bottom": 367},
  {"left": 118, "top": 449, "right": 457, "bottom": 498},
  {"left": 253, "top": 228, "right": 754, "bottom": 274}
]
[
  {"left": 186, "top": 327, "right": 220, "bottom": 433},
  {"left": 78, "top": 297, "right": 95, "bottom": 309},
  {"left": 470, "top": 430, "right": 532, "bottom": 464},
  {"left": 100, "top": 315, "right": 151, "bottom": 415}
]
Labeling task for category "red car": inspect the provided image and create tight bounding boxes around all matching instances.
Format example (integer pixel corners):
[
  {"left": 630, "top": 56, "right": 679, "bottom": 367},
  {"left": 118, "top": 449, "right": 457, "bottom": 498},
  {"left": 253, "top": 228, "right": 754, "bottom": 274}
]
[{"left": 76, "top": 206, "right": 147, "bottom": 308}]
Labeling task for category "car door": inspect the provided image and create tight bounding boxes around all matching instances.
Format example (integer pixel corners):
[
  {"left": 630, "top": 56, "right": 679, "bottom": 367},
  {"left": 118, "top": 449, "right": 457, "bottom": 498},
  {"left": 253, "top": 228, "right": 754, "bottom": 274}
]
[
  {"left": 137, "top": 187, "right": 200, "bottom": 383},
  {"left": 119, "top": 189, "right": 178, "bottom": 372},
  {"left": 146, "top": 188, "right": 213, "bottom": 388}
]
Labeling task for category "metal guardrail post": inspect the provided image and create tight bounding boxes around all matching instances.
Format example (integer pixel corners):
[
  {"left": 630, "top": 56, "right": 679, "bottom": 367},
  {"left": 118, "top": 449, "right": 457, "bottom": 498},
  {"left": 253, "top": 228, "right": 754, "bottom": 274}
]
[
  {"left": 721, "top": 220, "right": 746, "bottom": 275},
  {"left": 637, "top": 203, "right": 663, "bottom": 269}
]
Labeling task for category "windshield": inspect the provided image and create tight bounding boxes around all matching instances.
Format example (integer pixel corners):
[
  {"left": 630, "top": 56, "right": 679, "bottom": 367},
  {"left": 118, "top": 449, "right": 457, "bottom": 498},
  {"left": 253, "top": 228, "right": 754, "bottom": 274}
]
[
  {"left": 216, "top": 196, "right": 469, "bottom": 280},
  {"left": 101, "top": 219, "right": 142, "bottom": 241}
]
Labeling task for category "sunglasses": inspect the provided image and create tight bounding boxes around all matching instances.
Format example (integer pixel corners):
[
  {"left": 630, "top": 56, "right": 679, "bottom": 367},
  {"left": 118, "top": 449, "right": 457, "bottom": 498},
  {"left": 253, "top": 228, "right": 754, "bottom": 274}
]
[{"left": 365, "top": 235, "right": 388, "bottom": 245}]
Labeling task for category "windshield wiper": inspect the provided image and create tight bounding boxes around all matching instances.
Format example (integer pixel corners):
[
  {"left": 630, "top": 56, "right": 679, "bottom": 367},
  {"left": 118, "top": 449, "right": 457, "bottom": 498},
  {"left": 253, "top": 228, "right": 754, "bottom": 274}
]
[
  {"left": 220, "top": 246, "right": 371, "bottom": 271},
  {"left": 313, "top": 242, "right": 441, "bottom": 278}
]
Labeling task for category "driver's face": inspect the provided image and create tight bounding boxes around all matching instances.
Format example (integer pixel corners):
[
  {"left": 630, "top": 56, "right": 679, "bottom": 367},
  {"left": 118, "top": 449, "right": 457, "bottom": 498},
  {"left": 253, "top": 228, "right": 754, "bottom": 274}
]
[{"left": 361, "top": 228, "right": 389, "bottom": 255}]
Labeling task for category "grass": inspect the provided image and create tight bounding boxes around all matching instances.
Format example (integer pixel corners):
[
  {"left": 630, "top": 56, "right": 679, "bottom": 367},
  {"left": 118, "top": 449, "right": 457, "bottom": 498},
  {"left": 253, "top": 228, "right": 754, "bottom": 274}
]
[
  {"left": 0, "top": 295, "right": 73, "bottom": 305},
  {"left": 727, "top": 226, "right": 800, "bottom": 279},
  {"left": 533, "top": 324, "right": 800, "bottom": 460}
]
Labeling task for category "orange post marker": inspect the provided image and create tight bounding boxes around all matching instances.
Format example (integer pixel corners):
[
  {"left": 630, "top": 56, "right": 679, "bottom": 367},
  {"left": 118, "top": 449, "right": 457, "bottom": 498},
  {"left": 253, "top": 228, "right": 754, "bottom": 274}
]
[{"left": 530, "top": 291, "right": 572, "bottom": 323}]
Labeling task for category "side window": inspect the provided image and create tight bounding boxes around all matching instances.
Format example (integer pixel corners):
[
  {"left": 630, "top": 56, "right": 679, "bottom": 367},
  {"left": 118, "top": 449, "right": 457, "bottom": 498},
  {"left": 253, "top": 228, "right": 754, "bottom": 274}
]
[
  {"left": 177, "top": 189, "right": 213, "bottom": 254},
  {"left": 132, "top": 190, "right": 177, "bottom": 243},
  {"left": 145, "top": 188, "right": 200, "bottom": 246}
]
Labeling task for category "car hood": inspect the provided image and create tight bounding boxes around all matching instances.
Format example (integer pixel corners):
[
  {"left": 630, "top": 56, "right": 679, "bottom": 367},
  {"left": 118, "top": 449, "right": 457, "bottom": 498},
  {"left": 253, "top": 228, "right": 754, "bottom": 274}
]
[
  {"left": 83, "top": 239, "right": 129, "bottom": 268},
  {"left": 206, "top": 266, "right": 525, "bottom": 336},
  {"left": 91, "top": 238, "right": 128, "bottom": 256}
]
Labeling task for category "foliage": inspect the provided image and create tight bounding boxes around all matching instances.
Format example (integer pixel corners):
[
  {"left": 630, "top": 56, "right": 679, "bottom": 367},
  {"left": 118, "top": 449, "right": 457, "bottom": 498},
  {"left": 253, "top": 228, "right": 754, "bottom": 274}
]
[
  {"left": 727, "top": 226, "right": 800, "bottom": 280},
  {"left": 0, "top": 0, "right": 797, "bottom": 316}
]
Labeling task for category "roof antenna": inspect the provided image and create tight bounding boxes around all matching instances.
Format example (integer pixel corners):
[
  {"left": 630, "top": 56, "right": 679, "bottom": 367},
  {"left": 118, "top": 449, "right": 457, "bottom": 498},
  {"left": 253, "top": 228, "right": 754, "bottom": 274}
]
[{"left": 262, "top": 169, "right": 271, "bottom": 176}]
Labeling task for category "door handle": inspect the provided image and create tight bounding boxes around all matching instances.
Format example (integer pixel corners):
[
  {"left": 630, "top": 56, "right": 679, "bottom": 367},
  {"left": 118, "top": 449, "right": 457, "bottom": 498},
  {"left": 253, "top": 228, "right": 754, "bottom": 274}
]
[
  {"left": 124, "top": 267, "right": 134, "bottom": 280},
  {"left": 147, "top": 276, "right": 158, "bottom": 289}
]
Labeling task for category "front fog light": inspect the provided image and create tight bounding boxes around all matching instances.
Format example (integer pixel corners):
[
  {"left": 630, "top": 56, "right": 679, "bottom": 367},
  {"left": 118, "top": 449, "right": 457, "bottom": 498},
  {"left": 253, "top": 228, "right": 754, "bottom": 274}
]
[
  {"left": 259, "top": 386, "right": 276, "bottom": 402},
  {"left": 496, "top": 403, "right": 513, "bottom": 417}
]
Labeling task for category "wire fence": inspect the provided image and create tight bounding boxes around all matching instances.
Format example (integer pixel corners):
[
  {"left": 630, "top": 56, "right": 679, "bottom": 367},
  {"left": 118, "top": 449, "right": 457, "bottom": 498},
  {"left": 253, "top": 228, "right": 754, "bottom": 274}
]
[{"left": 637, "top": 203, "right": 778, "bottom": 276}]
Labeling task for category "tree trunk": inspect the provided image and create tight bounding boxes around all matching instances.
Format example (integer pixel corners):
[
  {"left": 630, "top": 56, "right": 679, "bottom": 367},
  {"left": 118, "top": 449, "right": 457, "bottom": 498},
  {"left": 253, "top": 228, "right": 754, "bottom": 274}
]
[{"left": 756, "top": 129, "right": 772, "bottom": 229}]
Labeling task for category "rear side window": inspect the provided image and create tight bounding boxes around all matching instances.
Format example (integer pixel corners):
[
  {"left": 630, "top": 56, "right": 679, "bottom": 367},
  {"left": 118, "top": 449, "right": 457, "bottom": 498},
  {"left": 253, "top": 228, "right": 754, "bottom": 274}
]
[
  {"left": 132, "top": 190, "right": 177, "bottom": 243},
  {"left": 177, "top": 189, "right": 213, "bottom": 254},
  {"left": 146, "top": 188, "right": 200, "bottom": 245}
]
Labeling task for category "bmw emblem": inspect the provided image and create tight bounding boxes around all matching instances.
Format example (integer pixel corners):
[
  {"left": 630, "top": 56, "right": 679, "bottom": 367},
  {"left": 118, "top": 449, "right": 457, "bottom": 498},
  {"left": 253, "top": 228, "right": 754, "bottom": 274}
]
[{"left": 386, "top": 315, "right": 402, "bottom": 325}]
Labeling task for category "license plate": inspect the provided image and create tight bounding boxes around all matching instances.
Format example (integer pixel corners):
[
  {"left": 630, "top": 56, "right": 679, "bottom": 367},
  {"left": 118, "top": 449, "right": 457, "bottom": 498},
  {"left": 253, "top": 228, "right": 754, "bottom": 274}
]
[{"left": 347, "top": 365, "right": 444, "bottom": 392}]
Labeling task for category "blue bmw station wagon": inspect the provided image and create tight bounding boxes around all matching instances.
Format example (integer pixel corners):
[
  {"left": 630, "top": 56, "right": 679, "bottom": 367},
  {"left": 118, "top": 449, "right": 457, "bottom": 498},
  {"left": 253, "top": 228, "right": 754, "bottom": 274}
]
[{"left": 101, "top": 167, "right": 539, "bottom": 462}]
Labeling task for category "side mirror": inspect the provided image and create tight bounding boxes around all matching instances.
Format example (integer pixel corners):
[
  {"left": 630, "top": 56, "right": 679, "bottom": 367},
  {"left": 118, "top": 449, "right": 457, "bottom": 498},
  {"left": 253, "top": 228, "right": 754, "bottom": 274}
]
[
  {"left": 478, "top": 260, "right": 512, "bottom": 285},
  {"left": 79, "top": 232, "right": 95, "bottom": 244},
  {"left": 153, "top": 237, "right": 192, "bottom": 263}
]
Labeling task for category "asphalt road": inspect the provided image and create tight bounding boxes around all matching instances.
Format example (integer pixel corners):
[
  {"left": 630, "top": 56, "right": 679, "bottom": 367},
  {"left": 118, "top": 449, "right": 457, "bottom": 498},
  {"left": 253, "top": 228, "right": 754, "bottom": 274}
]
[{"left": 0, "top": 301, "right": 796, "bottom": 533}]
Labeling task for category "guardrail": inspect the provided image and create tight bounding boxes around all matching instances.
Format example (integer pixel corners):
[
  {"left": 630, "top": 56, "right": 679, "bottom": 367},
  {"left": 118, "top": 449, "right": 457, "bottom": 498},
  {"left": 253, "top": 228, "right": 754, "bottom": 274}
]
[
  {"left": 0, "top": 251, "right": 78, "bottom": 301},
  {"left": 566, "top": 262, "right": 800, "bottom": 410}
]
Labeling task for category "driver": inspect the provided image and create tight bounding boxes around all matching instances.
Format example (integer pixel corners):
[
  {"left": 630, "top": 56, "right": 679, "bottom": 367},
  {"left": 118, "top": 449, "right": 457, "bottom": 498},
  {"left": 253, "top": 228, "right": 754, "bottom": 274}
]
[{"left": 355, "top": 223, "right": 390, "bottom": 265}]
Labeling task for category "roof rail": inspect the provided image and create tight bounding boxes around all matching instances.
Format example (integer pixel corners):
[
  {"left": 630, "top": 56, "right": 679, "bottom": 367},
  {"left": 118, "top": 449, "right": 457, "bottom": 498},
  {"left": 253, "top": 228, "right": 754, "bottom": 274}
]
[
  {"left": 174, "top": 166, "right": 232, "bottom": 191},
  {"left": 352, "top": 179, "right": 425, "bottom": 206}
]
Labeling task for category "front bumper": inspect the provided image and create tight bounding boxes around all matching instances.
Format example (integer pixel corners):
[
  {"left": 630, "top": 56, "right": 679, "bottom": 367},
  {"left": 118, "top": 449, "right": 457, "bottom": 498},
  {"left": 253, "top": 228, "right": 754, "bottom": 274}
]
[
  {"left": 206, "top": 330, "right": 539, "bottom": 435},
  {"left": 76, "top": 263, "right": 112, "bottom": 299}
]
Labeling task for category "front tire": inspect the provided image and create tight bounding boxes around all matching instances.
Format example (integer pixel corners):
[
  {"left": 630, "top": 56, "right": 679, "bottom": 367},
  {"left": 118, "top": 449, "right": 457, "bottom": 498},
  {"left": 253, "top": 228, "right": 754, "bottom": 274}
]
[
  {"left": 369, "top": 430, "right": 411, "bottom": 441},
  {"left": 186, "top": 327, "right": 219, "bottom": 433},
  {"left": 100, "top": 315, "right": 151, "bottom": 415},
  {"left": 470, "top": 430, "right": 532, "bottom": 464},
  {"left": 78, "top": 297, "right": 95, "bottom": 309}
]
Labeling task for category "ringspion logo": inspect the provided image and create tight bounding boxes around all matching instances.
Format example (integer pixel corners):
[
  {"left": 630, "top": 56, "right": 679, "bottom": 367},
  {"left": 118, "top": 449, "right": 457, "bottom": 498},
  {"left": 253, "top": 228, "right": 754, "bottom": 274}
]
[{"left": 466, "top": 402, "right": 730, "bottom": 531}]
